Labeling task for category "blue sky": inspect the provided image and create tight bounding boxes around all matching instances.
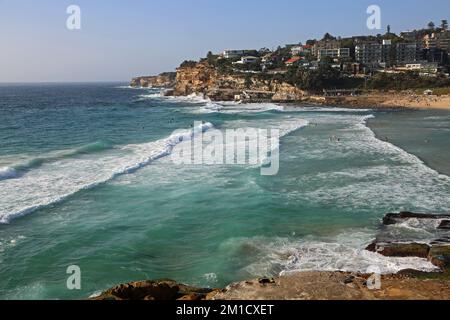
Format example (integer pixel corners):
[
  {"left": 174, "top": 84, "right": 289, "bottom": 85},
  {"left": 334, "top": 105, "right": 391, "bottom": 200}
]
[{"left": 0, "top": 0, "right": 449, "bottom": 82}]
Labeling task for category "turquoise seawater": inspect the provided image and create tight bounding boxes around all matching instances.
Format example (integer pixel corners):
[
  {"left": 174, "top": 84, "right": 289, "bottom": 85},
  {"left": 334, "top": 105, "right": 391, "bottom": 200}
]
[{"left": 0, "top": 83, "right": 449, "bottom": 299}]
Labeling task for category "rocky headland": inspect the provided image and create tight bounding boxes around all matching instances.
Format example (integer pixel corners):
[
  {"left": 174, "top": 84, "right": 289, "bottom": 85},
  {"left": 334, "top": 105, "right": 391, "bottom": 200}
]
[
  {"left": 130, "top": 72, "right": 176, "bottom": 88},
  {"left": 172, "top": 61, "right": 307, "bottom": 102},
  {"left": 93, "top": 212, "right": 450, "bottom": 301},
  {"left": 131, "top": 61, "right": 307, "bottom": 102}
]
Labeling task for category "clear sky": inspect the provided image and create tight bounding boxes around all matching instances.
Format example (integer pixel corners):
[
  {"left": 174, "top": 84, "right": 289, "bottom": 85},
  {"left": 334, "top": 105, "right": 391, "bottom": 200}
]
[{"left": 1, "top": 0, "right": 449, "bottom": 82}]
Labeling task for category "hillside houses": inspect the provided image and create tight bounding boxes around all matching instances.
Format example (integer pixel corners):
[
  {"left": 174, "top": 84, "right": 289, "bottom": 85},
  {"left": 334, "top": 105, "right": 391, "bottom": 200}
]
[{"left": 215, "top": 22, "right": 449, "bottom": 78}]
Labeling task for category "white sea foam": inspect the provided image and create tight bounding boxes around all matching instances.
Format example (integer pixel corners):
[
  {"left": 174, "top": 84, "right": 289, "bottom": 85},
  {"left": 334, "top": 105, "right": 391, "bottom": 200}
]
[
  {"left": 189, "top": 102, "right": 285, "bottom": 115},
  {"left": 204, "top": 273, "right": 219, "bottom": 283},
  {"left": 140, "top": 92, "right": 210, "bottom": 104},
  {"left": 283, "top": 106, "right": 373, "bottom": 113},
  {"left": 0, "top": 123, "right": 214, "bottom": 224},
  {"left": 139, "top": 92, "right": 285, "bottom": 114},
  {"left": 138, "top": 92, "right": 163, "bottom": 99},
  {"left": 222, "top": 231, "right": 439, "bottom": 277},
  {"left": 142, "top": 92, "right": 371, "bottom": 115}
]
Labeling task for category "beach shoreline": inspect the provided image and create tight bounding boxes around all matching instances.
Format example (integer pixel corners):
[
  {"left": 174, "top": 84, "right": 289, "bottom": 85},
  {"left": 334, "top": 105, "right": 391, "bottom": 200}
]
[{"left": 292, "top": 92, "right": 450, "bottom": 110}]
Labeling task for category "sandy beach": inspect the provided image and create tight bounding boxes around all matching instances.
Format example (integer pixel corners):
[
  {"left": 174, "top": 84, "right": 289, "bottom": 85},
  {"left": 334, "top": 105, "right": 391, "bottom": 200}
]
[
  {"left": 312, "top": 92, "right": 450, "bottom": 110},
  {"left": 380, "top": 94, "right": 450, "bottom": 110}
]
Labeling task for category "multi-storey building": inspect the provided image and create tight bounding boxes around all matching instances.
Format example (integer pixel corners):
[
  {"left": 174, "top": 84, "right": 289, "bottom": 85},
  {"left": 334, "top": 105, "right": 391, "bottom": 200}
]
[
  {"left": 396, "top": 43, "right": 423, "bottom": 64},
  {"left": 312, "top": 40, "right": 341, "bottom": 57},
  {"left": 424, "top": 31, "right": 450, "bottom": 53},
  {"left": 355, "top": 40, "right": 392, "bottom": 67},
  {"left": 317, "top": 48, "right": 350, "bottom": 60},
  {"left": 424, "top": 47, "right": 449, "bottom": 65}
]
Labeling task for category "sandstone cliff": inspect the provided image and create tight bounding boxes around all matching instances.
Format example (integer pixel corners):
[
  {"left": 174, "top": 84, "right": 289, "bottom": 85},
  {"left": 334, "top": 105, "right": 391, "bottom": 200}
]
[
  {"left": 130, "top": 72, "right": 176, "bottom": 88},
  {"left": 173, "top": 62, "right": 306, "bottom": 102}
]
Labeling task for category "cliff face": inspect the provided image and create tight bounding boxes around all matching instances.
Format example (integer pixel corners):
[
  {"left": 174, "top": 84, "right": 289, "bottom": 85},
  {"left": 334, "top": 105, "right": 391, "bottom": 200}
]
[
  {"left": 173, "top": 63, "right": 218, "bottom": 96},
  {"left": 130, "top": 72, "right": 176, "bottom": 88},
  {"left": 173, "top": 62, "right": 306, "bottom": 102}
]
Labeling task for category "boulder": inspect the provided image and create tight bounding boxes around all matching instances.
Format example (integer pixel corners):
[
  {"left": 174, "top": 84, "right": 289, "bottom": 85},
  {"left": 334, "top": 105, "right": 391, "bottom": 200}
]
[
  {"left": 366, "top": 242, "right": 430, "bottom": 258},
  {"left": 92, "top": 279, "right": 216, "bottom": 301},
  {"left": 94, "top": 280, "right": 180, "bottom": 300},
  {"left": 258, "top": 278, "right": 276, "bottom": 285}
]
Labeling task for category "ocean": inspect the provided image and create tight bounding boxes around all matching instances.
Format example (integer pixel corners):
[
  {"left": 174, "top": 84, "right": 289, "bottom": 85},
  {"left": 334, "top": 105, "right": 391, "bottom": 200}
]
[{"left": 0, "top": 83, "right": 449, "bottom": 299}]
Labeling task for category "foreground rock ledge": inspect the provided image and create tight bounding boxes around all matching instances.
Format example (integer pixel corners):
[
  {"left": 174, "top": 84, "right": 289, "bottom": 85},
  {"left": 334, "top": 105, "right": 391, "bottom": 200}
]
[
  {"left": 213, "top": 272, "right": 450, "bottom": 300},
  {"left": 92, "top": 272, "right": 450, "bottom": 301}
]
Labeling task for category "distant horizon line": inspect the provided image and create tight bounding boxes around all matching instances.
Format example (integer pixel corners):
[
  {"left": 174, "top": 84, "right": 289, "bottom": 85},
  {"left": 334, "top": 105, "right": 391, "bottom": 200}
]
[{"left": 0, "top": 81, "right": 129, "bottom": 85}]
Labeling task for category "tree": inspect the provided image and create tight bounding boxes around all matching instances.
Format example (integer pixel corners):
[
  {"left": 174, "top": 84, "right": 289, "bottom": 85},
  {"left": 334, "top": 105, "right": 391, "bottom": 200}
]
[
  {"left": 180, "top": 60, "right": 197, "bottom": 68},
  {"left": 206, "top": 51, "right": 215, "bottom": 65},
  {"left": 428, "top": 21, "right": 435, "bottom": 30},
  {"left": 322, "top": 33, "right": 336, "bottom": 41},
  {"left": 441, "top": 20, "right": 449, "bottom": 30}
]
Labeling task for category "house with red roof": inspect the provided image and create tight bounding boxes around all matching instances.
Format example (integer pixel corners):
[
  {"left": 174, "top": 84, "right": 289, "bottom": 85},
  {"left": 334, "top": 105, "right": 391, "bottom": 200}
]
[{"left": 285, "top": 56, "right": 302, "bottom": 66}]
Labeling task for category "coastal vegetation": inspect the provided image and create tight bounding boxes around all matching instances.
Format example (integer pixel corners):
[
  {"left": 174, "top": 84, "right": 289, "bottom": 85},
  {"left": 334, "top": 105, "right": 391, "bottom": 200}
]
[{"left": 366, "top": 71, "right": 450, "bottom": 90}]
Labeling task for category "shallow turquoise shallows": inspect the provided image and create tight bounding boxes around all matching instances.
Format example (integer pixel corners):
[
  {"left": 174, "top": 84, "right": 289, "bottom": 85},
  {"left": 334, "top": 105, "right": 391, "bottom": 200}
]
[{"left": 0, "top": 83, "right": 449, "bottom": 299}]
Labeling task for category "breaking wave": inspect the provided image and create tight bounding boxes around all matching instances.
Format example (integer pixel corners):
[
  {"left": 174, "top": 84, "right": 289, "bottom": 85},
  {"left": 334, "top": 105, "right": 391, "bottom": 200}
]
[
  {"left": 0, "top": 141, "right": 113, "bottom": 182},
  {"left": 0, "top": 123, "right": 214, "bottom": 224}
]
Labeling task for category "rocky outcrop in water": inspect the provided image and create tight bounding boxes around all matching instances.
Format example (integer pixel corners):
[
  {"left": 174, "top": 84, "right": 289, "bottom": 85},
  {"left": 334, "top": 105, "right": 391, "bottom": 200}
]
[
  {"left": 366, "top": 212, "right": 450, "bottom": 271},
  {"left": 366, "top": 242, "right": 431, "bottom": 258},
  {"left": 383, "top": 212, "right": 450, "bottom": 225}
]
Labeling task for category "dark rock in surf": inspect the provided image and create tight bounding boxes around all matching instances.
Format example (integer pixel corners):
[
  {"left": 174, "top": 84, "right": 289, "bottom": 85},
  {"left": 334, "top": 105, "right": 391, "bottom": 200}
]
[
  {"left": 438, "top": 220, "right": 450, "bottom": 230},
  {"left": 431, "top": 236, "right": 450, "bottom": 245},
  {"left": 383, "top": 212, "right": 450, "bottom": 225},
  {"left": 366, "top": 242, "right": 430, "bottom": 258}
]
